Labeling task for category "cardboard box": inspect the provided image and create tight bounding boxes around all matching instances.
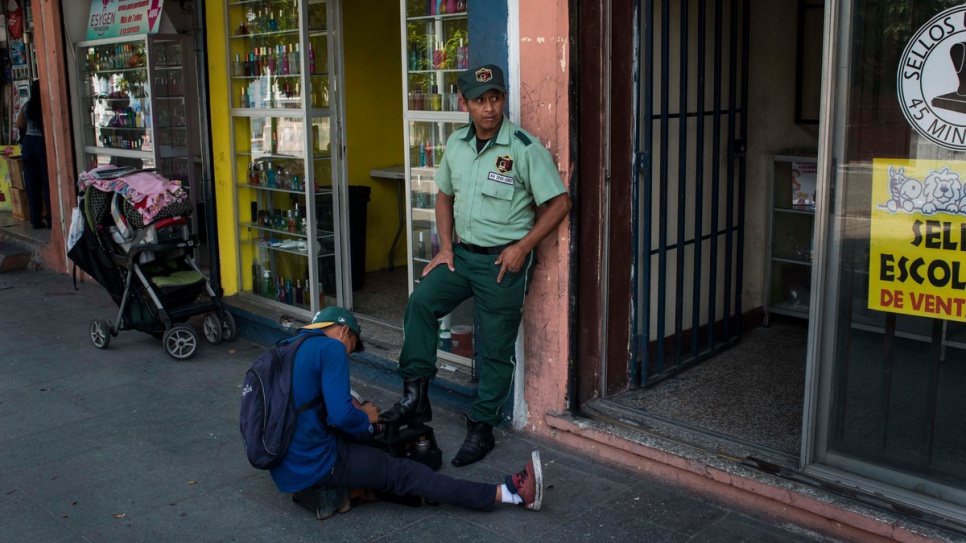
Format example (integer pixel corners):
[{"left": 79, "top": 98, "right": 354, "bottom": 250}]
[
  {"left": 9, "top": 186, "right": 29, "bottom": 221},
  {"left": 7, "top": 156, "right": 24, "bottom": 190}
]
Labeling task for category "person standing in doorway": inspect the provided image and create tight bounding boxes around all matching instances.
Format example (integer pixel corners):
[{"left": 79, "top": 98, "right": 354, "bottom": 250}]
[
  {"left": 381, "top": 64, "right": 572, "bottom": 467},
  {"left": 18, "top": 79, "right": 51, "bottom": 229}
]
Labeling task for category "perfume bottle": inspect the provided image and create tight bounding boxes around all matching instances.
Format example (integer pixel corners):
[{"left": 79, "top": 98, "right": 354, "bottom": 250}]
[
  {"left": 448, "top": 84, "right": 460, "bottom": 111},
  {"left": 408, "top": 49, "right": 418, "bottom": 71},
  {"left": 295, "top": 280, "right": 304, "bottom": 304},
  {"left": 234, "top": 53, "right": 243, "bottom": 77},
  {"left": 309, "top": 44, "right": 316, "bottom": 75},
  {"left": 425, "top": 141, "right": 434, "bottom": 167},
  {"left": 262, "top": 269, "right": 272, "bottom": 297},
  {"left": 430, "top": 85, "right": 442, "bottom": 111},
  {"left": 457, "top": 38, "right": 468, "bottom": 69},
  {"left": 263, "top": 162, "right": 273, "bottom": 186},
  {"left": 285, "top": 280, "right": 293, "bottom": 305},
  {"left": 266, "top": 47, "right": 276, "bottom": 74},
  {"left": 291, "top": 44, "right": 300, "bottom": 75},
  {"left": 433, "top": 41, "right": 445, "bottom": 69}
]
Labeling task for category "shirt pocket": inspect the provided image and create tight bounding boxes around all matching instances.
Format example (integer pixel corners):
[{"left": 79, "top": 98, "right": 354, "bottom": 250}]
[{"left": 481, "top": 180, "right": 514, "bottom": 220}]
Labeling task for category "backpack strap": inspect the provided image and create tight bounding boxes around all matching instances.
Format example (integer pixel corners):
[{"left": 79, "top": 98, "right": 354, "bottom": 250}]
[
  {"left": 284, "top": 331, "right": 329, "bottom": 421},
  {"left": 294, "top": 395, "right": 324, "bottom": 415}
]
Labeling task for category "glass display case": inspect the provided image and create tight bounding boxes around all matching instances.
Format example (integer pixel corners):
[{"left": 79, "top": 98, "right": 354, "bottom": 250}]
[
  {"left": 227, "top": 0, "right": 347, "bottom": 314},
  {"left": 76, "top": 34, "right": 197, "bottom": 189},
  {"left": 402, "top": 0, "right": 475, "bottom": 367}
]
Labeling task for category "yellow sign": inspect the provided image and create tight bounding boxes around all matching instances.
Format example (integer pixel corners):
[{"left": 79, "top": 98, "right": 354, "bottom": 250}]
[{"left": 870, "top": 159, "right": 966, "bottom": 320}]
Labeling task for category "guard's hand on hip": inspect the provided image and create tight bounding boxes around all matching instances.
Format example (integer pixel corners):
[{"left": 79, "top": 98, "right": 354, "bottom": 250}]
[{"left": 495, "top": 244, "right": 527, "bottom": 283}]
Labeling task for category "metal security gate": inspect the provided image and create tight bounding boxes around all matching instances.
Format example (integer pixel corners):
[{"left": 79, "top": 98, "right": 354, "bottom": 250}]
[{"left": 634, "top": 0, "right": 750, "bottom": 387}]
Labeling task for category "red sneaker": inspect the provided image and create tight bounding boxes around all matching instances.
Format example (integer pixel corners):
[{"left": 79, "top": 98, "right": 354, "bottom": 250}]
[{"left": 507, "top": 451, "right": 543, "bottom": 510}]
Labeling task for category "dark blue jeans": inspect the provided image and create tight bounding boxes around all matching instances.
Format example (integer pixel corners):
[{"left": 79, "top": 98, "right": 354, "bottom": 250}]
[
  {"left": 21, "top": 134, "right": 50, "bottom": 227},
  {"left": 318, "top": 435, "right": 496, "bottom": 511}
]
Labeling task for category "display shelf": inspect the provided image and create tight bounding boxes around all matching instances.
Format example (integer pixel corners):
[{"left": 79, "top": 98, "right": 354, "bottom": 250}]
[
  {"left": 401, "top": 0, "right": 473, "bottom": 366},
  {"left": 228, "top": 0, "right": 348, "bottom": 313},
  {"left": 75, "top": 34, "right": 198, "bottom": 190},
  {"left": 764, "top": 154, "right": 817, "bottom": 325}
]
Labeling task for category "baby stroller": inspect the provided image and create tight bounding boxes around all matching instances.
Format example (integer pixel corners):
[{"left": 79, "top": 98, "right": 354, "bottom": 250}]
[{"left": 67, "top": 167, "right": 235, "bottom": 360}]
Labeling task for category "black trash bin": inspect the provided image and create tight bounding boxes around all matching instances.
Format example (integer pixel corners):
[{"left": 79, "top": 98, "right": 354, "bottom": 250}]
[{"left": 348, "top": 185, "right": 371, "bottom": 291}]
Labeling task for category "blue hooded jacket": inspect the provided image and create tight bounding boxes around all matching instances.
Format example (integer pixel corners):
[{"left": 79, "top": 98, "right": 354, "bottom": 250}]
[{"left": 269, "top": 330, "right": 370, "bottom": 492}]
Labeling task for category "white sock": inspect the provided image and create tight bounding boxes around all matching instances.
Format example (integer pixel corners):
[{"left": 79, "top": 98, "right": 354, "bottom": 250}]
[{"left": 500, "top": 484, "right": 523, "bottom": 504}]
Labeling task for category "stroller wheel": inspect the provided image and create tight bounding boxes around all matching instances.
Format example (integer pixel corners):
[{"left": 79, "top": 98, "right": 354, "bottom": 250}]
[
  {"left": 90, "top": 319, "right": 112, "bottom": 349},
  {"left": 163, "top": 324, "right": 198, "bottom": 360},
  {"left": 221, "top": 311, "right": 237, "bottom": 342},
  {"left": 203, "top": 313, "right": 224, "bottom": 345}
]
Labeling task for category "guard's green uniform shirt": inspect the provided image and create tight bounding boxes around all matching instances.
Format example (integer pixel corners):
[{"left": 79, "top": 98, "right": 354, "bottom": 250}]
[{"left": 435, "top": 117, "right": 566, "bottom": 247}]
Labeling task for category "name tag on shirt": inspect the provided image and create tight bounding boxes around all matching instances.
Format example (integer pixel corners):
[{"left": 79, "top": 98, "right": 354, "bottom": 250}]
[{"left": 487, "top": 172, "right": 514, "bottom": 186}]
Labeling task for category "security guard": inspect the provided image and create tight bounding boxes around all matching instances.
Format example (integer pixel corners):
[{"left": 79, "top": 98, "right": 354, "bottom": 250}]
[{"left": 381, "top": 64, "right": 572, "bottom": 467}]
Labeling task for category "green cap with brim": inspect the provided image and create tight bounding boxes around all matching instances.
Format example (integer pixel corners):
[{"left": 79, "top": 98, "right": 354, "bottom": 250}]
[
  {"left": 458, "top": 64, "right": 507, "bottom": 99},
  {"left": 306, "top": 306, "right": 364, "bottom": 352}
]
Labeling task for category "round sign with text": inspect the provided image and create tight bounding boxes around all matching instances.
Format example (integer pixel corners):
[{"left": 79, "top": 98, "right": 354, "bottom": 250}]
[{"left": 899, "top": 5, "right": 966, "bottom": 151}]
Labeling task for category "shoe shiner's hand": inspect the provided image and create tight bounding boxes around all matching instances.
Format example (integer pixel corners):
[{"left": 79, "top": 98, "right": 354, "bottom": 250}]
[
  {"left": 359, "top": 401, "right": 381, "bottom": 424},
  {"left": 421, "top": 247, "right": 455, "bottom": 277}
]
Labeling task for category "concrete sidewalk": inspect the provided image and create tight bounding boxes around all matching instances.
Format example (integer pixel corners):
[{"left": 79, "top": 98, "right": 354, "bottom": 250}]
[{"left": 0, "top": 270, "right": 833, "bottom": 542}]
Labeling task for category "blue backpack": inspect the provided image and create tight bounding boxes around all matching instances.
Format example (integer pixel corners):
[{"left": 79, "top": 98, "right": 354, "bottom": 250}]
[{"left": 240, "top": 332, "right": 326, "bottom": 470}]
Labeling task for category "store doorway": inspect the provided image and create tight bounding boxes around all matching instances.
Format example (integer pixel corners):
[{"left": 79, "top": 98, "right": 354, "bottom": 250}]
[
  {"left": 583, "top": 0, "right": 822, "bottom": 461},
  {"left": 336, "top": 3, "right": 410, "bottom": 352}
]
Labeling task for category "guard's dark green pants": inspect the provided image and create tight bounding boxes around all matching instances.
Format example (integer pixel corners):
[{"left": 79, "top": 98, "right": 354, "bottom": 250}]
[{"left": 398, "top": 245, "right": 536, "bottom": 427}]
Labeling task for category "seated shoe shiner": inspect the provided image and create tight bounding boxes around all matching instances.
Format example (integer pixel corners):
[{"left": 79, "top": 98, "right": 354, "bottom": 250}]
[{"left": 268, "top": 306, "right": 544, "bottom": 513}]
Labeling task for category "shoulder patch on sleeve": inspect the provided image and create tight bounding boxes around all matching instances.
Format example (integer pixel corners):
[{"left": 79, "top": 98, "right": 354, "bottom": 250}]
[{"left": 514, "top": 130, "right": 533, "bottom": 147}]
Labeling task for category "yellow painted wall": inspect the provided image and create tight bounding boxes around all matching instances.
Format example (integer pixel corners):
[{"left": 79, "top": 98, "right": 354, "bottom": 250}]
[
  {"left": 342, "top": 5, "right": 405, "bottom": 270},
  {"left": 0, "top": 147, "right": 19, "bottom": 212},
  {"left": 206, "top": 2, "right": 239, "bottom": 294}
]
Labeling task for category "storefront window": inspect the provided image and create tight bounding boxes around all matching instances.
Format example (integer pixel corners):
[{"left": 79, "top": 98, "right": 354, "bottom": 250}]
[{"left": 816, "top": 0, "right": 966, "bottom": 508}]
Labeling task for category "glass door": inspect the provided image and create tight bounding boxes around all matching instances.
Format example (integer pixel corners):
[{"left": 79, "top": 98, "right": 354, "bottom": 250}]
[
  {"left": 811, "top": 0, "right": 966, "bottom": 515},
  {"left": 226, "top": 0, "right": 349, "bottom": 314},
  {"left": 401, "top": 0, "right": 475, "bottom": 369}
]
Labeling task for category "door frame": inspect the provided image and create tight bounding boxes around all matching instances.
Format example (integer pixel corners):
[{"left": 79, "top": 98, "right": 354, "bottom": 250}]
[{"left": 574, "top": 0, "right": 636, "bottom": 407}]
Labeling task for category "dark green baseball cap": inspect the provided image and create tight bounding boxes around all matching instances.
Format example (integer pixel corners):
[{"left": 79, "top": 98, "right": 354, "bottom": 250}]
[
  {"left": 458, "top": 64, "right": 507, "bottom": 99},
  {"left": 309, "top": 306, "right": 364, "bottom": 351}
]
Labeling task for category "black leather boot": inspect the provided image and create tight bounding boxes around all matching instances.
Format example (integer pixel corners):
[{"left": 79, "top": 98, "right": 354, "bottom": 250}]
[
  {"left": 451, "top": 414, "right": 495, "bottom": 467},
  {"left": 380, "top": 377, "right": 432, "bottom": 425}
]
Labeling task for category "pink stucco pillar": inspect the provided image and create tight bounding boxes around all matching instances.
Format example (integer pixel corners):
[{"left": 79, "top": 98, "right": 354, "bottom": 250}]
[{"left": 517, "top": 1, "right": 572, "bottom": 433}]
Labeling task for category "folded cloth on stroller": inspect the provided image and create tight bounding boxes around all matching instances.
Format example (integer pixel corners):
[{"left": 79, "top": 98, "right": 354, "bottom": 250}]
[{"left": 79, "top": 167, "right": 189, "bottom": 225}]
